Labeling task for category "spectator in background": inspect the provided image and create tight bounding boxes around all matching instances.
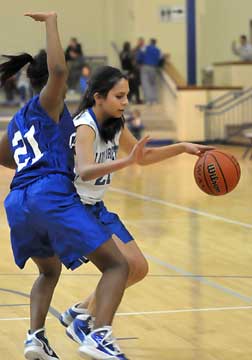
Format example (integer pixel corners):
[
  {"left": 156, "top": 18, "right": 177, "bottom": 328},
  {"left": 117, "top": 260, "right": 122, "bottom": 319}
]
[
  {"left": 65, "top": 37, "right": 83, "bottom": 61},
  {"left": 120, "top": 41, "right": 133, "bottom": 73},
  {"left": 137, "top": 38, "right": 163, "bottom": 104},
  {"left": 67, "top": 50, "right": 85, "bottom": 91},
  {"left": 131, "top": 37, "right": 145, "bottom": 103},
  {"left": 232, "top": 35, "right": 252, "bottom": 61},
  {"left": 17, "top": 64, "right": 32, "bottom": 106},
  {"left": 65, "top": 37, "right": 85, "bottom": 91},
  {"left": 120, "top": 41, "right": 142, "bottom": 103},
  {"left": 132, "top": 37, "right": 145, "bottom": 60},
  {"left": 79, "top": 64, "right": 90, "bottom": 93},
  {"left": 3, "top": 75, "right": 17, "bottom": 103}
]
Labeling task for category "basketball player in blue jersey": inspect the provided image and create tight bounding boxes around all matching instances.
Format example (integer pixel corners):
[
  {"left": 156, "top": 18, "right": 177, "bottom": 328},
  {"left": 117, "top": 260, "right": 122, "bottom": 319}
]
[
  {"left": 0, "top": 12, "right": 151, "bottom": 360},
  {"left": 59, "top": 66, "right": 215, "bottom": 353}
]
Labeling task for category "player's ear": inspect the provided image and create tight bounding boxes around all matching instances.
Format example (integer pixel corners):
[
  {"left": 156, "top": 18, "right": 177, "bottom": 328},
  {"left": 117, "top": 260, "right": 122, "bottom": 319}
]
[{"left": 94, "top": 92, "right": 103, "bottom": 105}]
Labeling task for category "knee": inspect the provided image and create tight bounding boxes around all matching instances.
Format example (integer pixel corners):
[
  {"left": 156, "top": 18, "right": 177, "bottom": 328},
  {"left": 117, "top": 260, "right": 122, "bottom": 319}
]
[
  {"left": 116, "top": 256, "right": 130, "bottom": 279},
  {"left": 40, "top": 263, "right": 62, "bottom": 284},
  {"left": 99, "top": 252, "right": 130, "bottom": 279},
  {"left": 128, "top": 255, "right": 149, "bottom": 284}
]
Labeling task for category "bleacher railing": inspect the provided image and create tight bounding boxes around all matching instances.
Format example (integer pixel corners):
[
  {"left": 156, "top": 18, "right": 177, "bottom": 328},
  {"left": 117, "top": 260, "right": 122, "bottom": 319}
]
[
  {"left": 85, "top": 56, "right": 108, "bottom": 69},
  {"left": 197, "top": 88, "right": 252, "bottom": 141}
]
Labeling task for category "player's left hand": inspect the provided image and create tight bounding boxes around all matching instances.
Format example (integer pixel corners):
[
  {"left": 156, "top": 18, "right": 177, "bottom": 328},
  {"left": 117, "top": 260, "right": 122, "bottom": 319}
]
[
  {"left": 24, "top": 12, "right": 57, "bottom": 22},
  {"left": 182, "top": 142, "right": 216, "bottom": 156}
]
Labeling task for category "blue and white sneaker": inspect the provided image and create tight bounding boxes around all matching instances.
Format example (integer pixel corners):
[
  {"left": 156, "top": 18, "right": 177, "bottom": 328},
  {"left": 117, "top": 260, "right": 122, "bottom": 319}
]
[
  {"left": 24, "top": 328, "right": 59, "bottom": 360},
  {"left": 66, "top": 314, "right": 93, "bottom": 344},
  {"left": 79, "top": 326, "right": 129, "bottom": 360},
  {"left": 59, "top": 303, "right": 88, "bottom": 327}
]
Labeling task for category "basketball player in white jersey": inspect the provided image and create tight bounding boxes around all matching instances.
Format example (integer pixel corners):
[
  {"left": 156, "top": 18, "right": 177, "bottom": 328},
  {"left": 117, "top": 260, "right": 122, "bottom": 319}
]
[{"left": 60, "top": 65, "right": 214, "bottom": 359}]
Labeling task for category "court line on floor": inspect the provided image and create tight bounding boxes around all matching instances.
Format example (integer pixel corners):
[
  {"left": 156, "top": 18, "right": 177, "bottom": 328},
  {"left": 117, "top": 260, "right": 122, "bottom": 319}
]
[
  {"left": 1, "top": 189, "right": 251, "bottom": 314},
  {"left": 1, "top": 273, "right": 252, "bottom": 279},
  {"left": 0, "top": 289, "right": 251, "bottom": 325},
  {"left": 144, "top": 253, "right": 252, "bottom": 303},
  {"left": 0, "top": 288, "right": 60, "bottom": 319},
  {"left": 0, "top": 272, "right": 251, "bottom": 304},
  {"left": 1, "top": 305, "right": 252, "bottom": 321},
  {"left": 0, "top": 317, "right": 31, "bottom": 321},
  {"left": 109, "top": 187, "right": 252, "bottom": 229},
  {"left": 109, "top": 187, "right": 252, "bottom": 303},
  {"left": 0, "top": 317, "right": 52, "bottom": 321},
  {"left": 116, "top": 305, "right": 252, "bottom": 316},
  {"left": 0, "top": 303, "right": 29, "bottom": 307}
]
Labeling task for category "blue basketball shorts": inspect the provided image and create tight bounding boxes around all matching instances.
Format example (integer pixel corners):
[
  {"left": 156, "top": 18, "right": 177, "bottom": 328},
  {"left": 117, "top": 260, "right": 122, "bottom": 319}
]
[
  {"left": 4, "top": 174, "right": 112, "bottom": 270},
  {"left": 84, "top": 201, "right": 134, "bottom": 244}
]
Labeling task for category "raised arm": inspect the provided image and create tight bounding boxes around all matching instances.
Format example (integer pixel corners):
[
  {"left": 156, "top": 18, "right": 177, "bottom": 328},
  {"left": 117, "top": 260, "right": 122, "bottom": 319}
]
[{"left": 25, "top": 12, "right": 68, "bottom": 122}]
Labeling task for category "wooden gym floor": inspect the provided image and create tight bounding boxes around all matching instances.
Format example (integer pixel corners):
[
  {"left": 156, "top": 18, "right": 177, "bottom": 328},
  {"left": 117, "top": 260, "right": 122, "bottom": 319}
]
[{"left": 1, "top": 145, "right": 252, "bottom": 360}]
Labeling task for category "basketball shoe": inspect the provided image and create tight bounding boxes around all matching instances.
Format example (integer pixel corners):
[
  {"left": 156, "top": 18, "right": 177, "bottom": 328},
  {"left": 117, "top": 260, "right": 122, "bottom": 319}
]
[
  {"left": 24, "top": 328, "right": 59, "bottom": 360},
  {"left": 79, "top": 326, "right": 129, "bottom": 360},
  {"left": 59, "top": 303, "right": 88, "bottom": 327},
  {"left": 66, "top": 314, "right": 93, "bottom": 344}
]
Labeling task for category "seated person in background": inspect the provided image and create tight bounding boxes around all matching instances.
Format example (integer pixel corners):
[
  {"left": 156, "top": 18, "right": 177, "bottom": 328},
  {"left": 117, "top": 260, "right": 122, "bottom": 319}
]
[
  {"left": 79, "top": 64, "right": 90, "bottom": 93},
  {"left": 232, "top": 35, "right": 252, "bottom": 61},
  {"left": 17, "top": 65, "right": 32, "bottom": 106}
]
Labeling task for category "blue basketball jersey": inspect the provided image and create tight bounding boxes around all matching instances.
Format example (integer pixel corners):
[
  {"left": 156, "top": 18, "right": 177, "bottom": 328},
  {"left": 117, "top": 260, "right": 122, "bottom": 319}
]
[{"left": 7, "top": 95, "right": 76, "bottom": 189}]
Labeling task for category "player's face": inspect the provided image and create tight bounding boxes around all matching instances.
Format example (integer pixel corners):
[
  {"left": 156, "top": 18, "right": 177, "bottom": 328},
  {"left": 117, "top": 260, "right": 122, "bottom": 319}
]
[{"left": 102, "top": 78, "right": 129, "bottom": 118}]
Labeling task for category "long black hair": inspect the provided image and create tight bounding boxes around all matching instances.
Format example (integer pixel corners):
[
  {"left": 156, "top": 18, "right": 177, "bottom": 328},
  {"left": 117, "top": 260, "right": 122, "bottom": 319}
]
[
  {"left": 0, "top": 50, "right": 48, "bottom": 92},
  {"left": 75, "top": 65, "right": 128, "bottom": 143}
]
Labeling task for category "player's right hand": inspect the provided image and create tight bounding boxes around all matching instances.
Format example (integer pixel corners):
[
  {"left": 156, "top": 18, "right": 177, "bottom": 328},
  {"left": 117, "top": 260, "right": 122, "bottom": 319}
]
[{"left": 128, "top": 136, "right": 150, "bottom": 165}]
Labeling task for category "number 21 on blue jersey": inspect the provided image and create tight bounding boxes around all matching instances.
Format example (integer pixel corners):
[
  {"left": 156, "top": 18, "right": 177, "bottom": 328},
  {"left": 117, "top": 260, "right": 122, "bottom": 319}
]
[{"left": 12, "top": 125, "right": 44, "bottom": 172}]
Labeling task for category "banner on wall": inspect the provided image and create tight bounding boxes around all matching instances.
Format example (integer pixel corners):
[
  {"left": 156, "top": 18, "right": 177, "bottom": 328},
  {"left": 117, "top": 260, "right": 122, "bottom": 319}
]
[{"left": 159, "top": 5, "right": 186, "bottom": 22}]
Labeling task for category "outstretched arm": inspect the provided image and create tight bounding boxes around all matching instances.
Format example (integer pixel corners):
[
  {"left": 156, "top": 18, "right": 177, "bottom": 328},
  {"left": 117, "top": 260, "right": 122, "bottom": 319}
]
[
  {"left": 25, "top": 12, "right": 68, "bottom": 122},
  {"left": 120, "top": 126, "right": 215, "bottom": 165},
  {"left": 0, "top": 131, "right": 16, "bottom": 169}
]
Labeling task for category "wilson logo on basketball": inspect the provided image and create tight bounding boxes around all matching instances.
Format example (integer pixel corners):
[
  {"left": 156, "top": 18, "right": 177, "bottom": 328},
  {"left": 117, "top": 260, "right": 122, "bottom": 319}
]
[
  {"left": 207, "top": 163, "right": 220, "bottom": 192},
  {"left": 194, "top": 150, "right": 240, "bottom": 196}
]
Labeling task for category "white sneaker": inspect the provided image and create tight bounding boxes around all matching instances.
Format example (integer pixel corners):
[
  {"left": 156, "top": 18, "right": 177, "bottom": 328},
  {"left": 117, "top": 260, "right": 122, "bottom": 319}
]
[
  {"left": 79, "top": 326, "right": 129, "bottom": 359},
  {"left": 59, "top": 303, "right": 88, "bottom": 327},
  {"left": 24, "top": 328, "right": 59, "bottom": 360},
  {"left": 66, "top": 314, "right": 93, "bottom": 344}
]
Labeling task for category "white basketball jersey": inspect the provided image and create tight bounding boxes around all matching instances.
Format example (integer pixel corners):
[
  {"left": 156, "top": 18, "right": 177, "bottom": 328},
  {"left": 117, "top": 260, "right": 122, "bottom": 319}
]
[{"left": 73, "top": 109, "right": 121, "bottom": 205}]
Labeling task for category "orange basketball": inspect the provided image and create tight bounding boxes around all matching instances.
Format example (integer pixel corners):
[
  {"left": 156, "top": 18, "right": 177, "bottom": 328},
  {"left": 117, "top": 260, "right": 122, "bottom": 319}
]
[{"left": 194, "top": 150, "right": 241, "bottom": 195}]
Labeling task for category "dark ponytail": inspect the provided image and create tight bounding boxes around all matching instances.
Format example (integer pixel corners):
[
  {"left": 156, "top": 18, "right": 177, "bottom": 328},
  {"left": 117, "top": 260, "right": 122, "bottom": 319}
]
[
  {"left": 74, "top": 66, "right": 127, "bottom": 143},
  {"left": 0, "top": 53, "right": 33, "bottom": 86},
  {"left": 73, "top": 88, "right": 95, "bottom": 118},
  {"left": 0, "top": 50, "right": 48, "bottom": 92}
]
